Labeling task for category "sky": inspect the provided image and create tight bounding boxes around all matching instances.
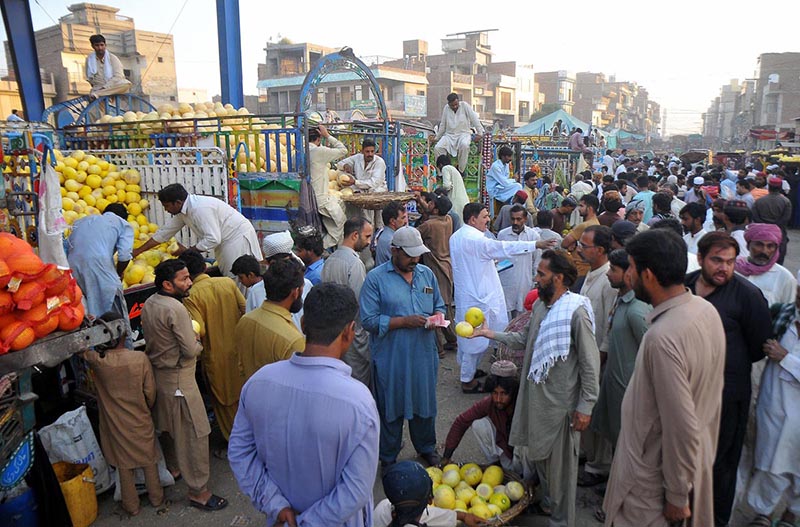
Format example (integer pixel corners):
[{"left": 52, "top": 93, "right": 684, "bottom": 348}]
[{"left": 4, "top": 0, "right": 798, "bottom": 136}]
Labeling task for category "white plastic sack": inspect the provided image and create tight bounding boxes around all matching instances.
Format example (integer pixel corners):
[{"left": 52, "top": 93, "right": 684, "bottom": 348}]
[
  {"left": 112, "top": 442, "right": 175, "bottom": 501},
  {"left": 37, "top": 162, "right": 69, "bottom": 268},
  {"left": 38, "top": 406, "right": 113, "bottom": 494}
]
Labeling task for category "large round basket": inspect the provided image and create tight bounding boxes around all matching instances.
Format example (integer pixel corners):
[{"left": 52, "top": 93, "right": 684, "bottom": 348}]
[
  {"left": 483, "top": 467, "right": 531, "bottom": 526},
  {"left": 341, "top": 191, "right": 415, "bottom": 210}
]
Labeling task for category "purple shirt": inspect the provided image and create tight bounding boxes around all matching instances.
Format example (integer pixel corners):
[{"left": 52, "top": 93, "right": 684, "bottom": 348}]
[{"left": 229, "top": 353, "right": 379, "bottom": 526}]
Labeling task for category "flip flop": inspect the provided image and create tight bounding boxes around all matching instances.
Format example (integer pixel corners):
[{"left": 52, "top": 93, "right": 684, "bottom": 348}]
[
  {"left": 748, "top": 515, "right": 772, "bottom": 527},
  {"left": 461, "top": 382, "right": 482, "bottom": 394},
  {"left": 189, "top": 494, "right": 228, "bottom": 512}
]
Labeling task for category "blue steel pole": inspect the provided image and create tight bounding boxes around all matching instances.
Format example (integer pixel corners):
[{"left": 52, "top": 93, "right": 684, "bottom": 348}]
[
  {"left": 1, "top": 0, "right": 45, "bottom": 120},
  {"left": 216, "top": 0, "right": 244, "bottom": 108}
]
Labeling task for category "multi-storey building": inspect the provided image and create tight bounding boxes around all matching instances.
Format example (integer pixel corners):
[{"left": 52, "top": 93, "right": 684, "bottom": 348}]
[{"left": 20, "top": 3, "right": 178, "bottom": 107}]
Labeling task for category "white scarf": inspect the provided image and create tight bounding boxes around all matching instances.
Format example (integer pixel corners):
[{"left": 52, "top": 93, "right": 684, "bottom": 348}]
[
  {"left": 87, "top": 52, "right": 113, "bottom": 80},
  {"left": 529, "top": 292, "right": 595, "bottom": 384}
]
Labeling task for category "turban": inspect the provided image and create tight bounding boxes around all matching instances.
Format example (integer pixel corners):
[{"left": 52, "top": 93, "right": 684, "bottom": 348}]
[
  {"left": 625, "top": 200, "right": 646, "bottom": 214},
  {"left": 744, "top": 223, "right": 782, "bottom": 245},
  {"left": 490, "top": 360, "right": 519, "bottom": 378}
]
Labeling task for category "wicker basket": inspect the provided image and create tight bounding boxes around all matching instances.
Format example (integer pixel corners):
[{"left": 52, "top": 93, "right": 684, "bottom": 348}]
[
  {"left": 341, "top": 191, "right": 415, "bottom": 210},
  {"left": 484, "top": 467, "right": 531, "bottom": 526}
]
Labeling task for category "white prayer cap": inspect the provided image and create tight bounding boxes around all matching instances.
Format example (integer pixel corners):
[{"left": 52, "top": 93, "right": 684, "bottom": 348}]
[{"left": 262, "top": 231, "right": 294, "bottom": 259}]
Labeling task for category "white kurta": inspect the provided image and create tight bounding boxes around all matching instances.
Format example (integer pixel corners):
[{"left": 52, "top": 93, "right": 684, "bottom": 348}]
[
  {"left": 497, "top": 226, "right": 540, "bottom": 314},
  {"left": 434, "top": 101, "right": 484, "bottom": 145},
  {"left": 450, "top": 225, "right": 538, "bottom": 356},
  {"left": 683, "top": 229, "right": 707, "bottom": 255},
  {"left": 753, "top": 319, "right": 800, "bottom": 477},
  {"left": 440, "top": 165, "right": 469, "bottom": 222},
  {"left": 152, "top": 194, "right": 262, "bottom": 276},
  {"left": 309, "top": 137, "right": 349, "bottom": 247},
  {"left": 336, "top": 153, "right": 387, "bottom": 192},
  {"left": 373, "top": 499, "right": 455, "bottom": 527},
  {"left": 744, "top": 264, "right": 797, "bottom": 306}
]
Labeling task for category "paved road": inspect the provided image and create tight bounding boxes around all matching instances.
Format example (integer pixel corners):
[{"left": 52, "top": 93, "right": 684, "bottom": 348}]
[{"left": 93, "top": 230, "right": 800, "bottom": 527}]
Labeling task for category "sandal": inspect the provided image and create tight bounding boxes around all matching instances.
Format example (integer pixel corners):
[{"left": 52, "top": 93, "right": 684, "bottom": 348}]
[
  {"left": 594, "top": 507, "right": 606, "bottom": 522},
  {"left": 748, "top": 515, "right": 772, "bottom": 527},
  {"left": 189, "top": 494, "right": 228, "bottom": 512},
  {"left": 527, "top": 501, "right": 552, "bottom": 516},
  {"left": 461, "top": 381, "right": 482, "bottom": 394},
  {"left": 577, "top": 471, "right": 608, "bottom": 487}
]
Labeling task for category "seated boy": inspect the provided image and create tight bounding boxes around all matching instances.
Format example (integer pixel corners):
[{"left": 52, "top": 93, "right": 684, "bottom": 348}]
[{"left": 374, "top": 461, "right": 482, "bottom": 527}]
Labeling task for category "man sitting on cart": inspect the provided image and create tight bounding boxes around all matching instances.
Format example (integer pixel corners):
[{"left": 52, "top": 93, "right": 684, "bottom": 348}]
[{"left": 85, "top": 34, "right": 132, "bottom": 100}]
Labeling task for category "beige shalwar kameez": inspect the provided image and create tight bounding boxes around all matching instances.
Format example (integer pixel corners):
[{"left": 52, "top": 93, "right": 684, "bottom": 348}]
[
  {"left": 83, "top": 348, "right": 163, "bottom": 513},
  {"left": 493, "top": 301, "right": 600, "bottom": 527},
  {"left": 603, "top": 291, "right": 725, "bottom": 527},
  {"left": 142, "top": 293, "right": 210, "bottom": 496}
]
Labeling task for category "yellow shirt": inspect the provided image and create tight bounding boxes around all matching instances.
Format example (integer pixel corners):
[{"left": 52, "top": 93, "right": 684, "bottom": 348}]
[{"left": 235, "top": 302, "right": 305, "bottom": 381}]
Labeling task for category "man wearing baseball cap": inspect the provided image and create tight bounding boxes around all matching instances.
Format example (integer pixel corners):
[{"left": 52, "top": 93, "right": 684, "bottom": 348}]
[
  {"left": 753, "top": 175, "right": 793, "bottom": 264},
  {"left": 360, "top": 226, "right": 446, "bottom": 468}
]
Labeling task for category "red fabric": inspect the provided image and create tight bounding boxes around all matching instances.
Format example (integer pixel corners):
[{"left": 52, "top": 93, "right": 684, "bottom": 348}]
[{"left": 524, "top": 289, "right": 539, "bottom": 311}]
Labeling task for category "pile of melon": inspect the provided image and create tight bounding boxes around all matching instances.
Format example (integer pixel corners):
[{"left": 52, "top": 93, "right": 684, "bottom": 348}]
[
  {"left": 426, "top": 463, "right": 525, "bottom": 521},
  {"left": 0, "top": 233, "right": 85, "bottom": 354},
  {"left": 121, "top": 240, "right": 179, "bottom": 289},
  {"left": 327, "top": 168, "right": 355, "bottom": 199},
  {"left": 54, "top": 149, "right": 153, "bottom": 235}
]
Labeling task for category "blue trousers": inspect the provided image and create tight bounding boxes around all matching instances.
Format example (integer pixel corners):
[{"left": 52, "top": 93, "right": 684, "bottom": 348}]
[{"left": 379, "top": 413, "right": 436, "bottom": 464}]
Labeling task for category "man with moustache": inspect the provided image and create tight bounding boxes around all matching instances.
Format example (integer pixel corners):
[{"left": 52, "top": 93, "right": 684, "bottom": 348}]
[
  {"left": 471, "top": 250, "right": 600, "bottom": 527},
  {"left": 604, "top": 229, "right": 725, "bottom": 527},
  {"left": 686, "top": 232, "right": 772, "bottom": 527},
  {"left": 360, "top": 227, "right": 446, "bottom": 468},
  {"left": 498, "top": 205, "right": 540, "bottom": 320},
  {"left": 234, "top": 258, "right": 306, "bottom": 382},
  {"left": 322, "top": 217, "right": 374, "bottom": 386},
  {"left": 575, "top": 225, "right": 617, "bottom": 488},
  {"left": 735, "top": 223, "right": 797, "bottom": 306},
  {"left": 679, "top": 202, "right": 708, "bottom": 254},
  {"left": 451, "top": 203, "right": 557, "bottom": 393},
  {"left": 142, "top": 259, "right": 227, "bottom": 511}
]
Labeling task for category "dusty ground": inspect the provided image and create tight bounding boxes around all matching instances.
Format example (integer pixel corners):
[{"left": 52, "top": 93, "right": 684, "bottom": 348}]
[{"left": 89, "top": 231, "right": 800, "bottom": 527}]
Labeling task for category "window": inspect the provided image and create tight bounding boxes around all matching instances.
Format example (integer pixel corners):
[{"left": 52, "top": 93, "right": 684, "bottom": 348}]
[
  {"left": 500, "top": 91, "right": 512, "bottom": 110},
  {"left": 123, "top": 69, "right": 132, "bottom": 79},
  {"left": 158, "top": 57, "right": 164, "bottom": 63},
  {"left": 417, "top": 90, "right": 425, "bottom": 96},
  {"left": 169, "top": 96, "right": 176, "bottom": 101}
]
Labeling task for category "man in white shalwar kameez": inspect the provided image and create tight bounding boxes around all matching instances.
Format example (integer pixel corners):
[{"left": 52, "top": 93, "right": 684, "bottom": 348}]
[
  {"left": 497, "top": 205, "right": 539, "bottom": 320},
  {"left": 337, "top": 138, "right": 386, "bottom": 229},
  {"left": 134, "top": 183, "right": 262, "bottom": 278},
  {"left": 450, "top": 203, "right": 556, "bottom": 392},
  {"left": 744, "top": 282, "right": 800, "bottom": 527},
  {"left": 85, "top": 35, "right": 131, "bottom": 99},
  {"left": 309, "top": 125, "right": 349, "bottom": 248},
  {"left": 433, "top": 93, "right": 484, "bottom": 173}
]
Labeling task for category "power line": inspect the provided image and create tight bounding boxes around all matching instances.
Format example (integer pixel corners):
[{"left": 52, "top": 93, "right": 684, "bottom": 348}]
[{"left": 133, "top": 0, "right": 189, "bottom": 91}]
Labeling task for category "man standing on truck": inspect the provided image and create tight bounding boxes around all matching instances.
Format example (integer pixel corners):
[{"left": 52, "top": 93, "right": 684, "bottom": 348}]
[
  {"left": 309, "top": 124, "right": 349, "bottom": 249},
  {"left": 133, "top": 183, "right": 262, "bottom": 278}
]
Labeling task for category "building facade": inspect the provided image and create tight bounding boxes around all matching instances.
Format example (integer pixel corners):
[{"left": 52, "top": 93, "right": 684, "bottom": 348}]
[{"left": 25, "top": 3, "right": 178, "bottom": 107}]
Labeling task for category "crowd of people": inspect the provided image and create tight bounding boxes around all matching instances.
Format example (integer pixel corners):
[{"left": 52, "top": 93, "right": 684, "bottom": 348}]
[{"left": 69, "top": 138, "right": 800, "bottom": 527}]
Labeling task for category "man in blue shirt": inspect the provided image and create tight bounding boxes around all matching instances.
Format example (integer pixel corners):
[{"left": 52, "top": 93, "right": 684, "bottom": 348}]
[
  {"left": 485, "top": 146, "right": 522, "bottom": 207},
  {"left": 361, "top": 226, "right": 446, "bottom": 468},
  {"left": 294, "top": 229, "right": 325, "bottom": 285},
  {"left": 374, "top": 200, "right": 408, "bottom": 266},
  {"left": 229, "top": 282, "right": 379, "bottom": 527},
  {"left": 67, "top": 203, "right": 134, "bottom": 345}
]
